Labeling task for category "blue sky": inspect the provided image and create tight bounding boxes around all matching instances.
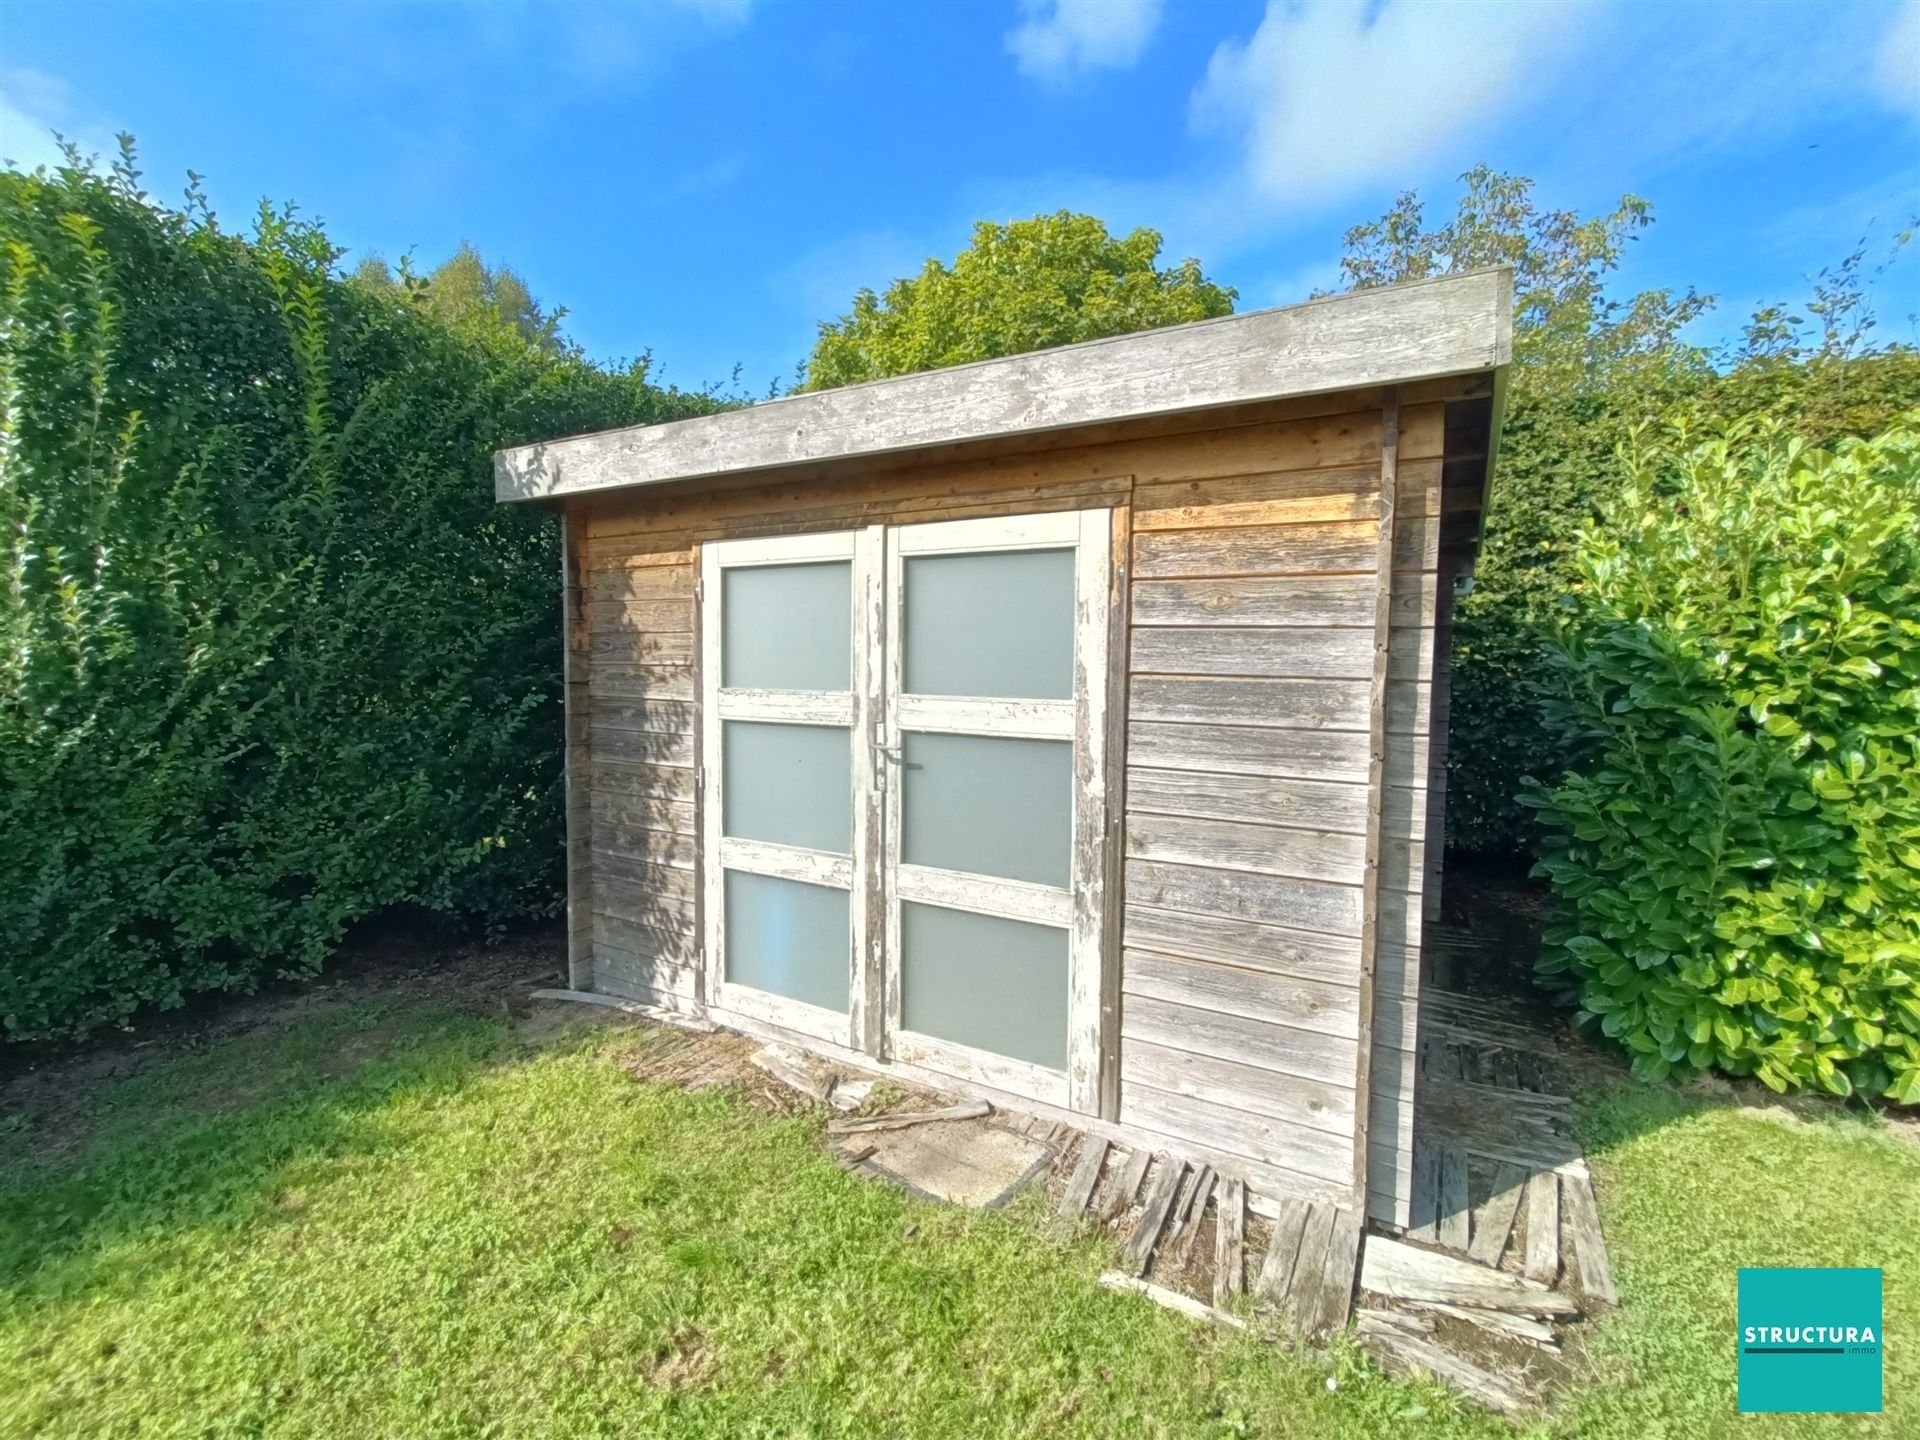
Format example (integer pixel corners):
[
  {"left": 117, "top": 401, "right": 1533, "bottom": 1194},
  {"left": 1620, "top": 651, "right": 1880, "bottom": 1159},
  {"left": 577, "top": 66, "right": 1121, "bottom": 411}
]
[{"left": 4, "top": 0, "right": 1918, "bottom": 396}]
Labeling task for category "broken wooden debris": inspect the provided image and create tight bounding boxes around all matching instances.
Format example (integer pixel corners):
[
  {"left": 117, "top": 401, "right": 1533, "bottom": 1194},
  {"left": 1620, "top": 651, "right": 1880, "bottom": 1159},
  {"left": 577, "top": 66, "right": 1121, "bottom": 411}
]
[
  {"left": 1522, "top": 1170, "right": 1560, "bottom": 1284},
  {"left": 1355, "top": 1305, "right": 1435, "bottom": 1338},
  {"left": 1308, "top": 1206, "right": 1362, "bottom": 1338},
  {"left": 1253, "top": 1196, "right": 1310, "bottom": 1306},
  {"left": 826, "top": 1078, "right": 874, "bottom": 1113},
  {"left": 1361, "top": 1236, "right": 1579, "bottom": 1317},
  {"left": 1099, "top": 1148, "right": 1152, "bottom": 1222},
  {"left": 1213, "top": 1179, "right": 1245, "bottom": 1306},
  {"left": 1359, "top": 1327, "right": 1536, "bottom": 1420},
  {"left": 1468, "top": 1163, "right": 1530, "bottom": 1269},
  {"left": 833, "top": 1143, "right": 877, "bottom": 1171},
  {"left": 530, "top": 988, "right": 717, "bottom": 1032},
  {"left": 749, "top": 1044, "right": 838, "bottom": 1102},
  {"left": 1059, "top": 1138, "right": 1109, "bottom": 1218},
  {"left": 1286, "top": 1202, "right": 1338, "bottom": 1336},
  {"left": 1098, "top": 1273, "right": 1247, "bottom": 1330},
  {"left": 825, "top": 1100, "right": 992, "bottom": 1135},
  {"left": 1120, "top": 1159, "right": 1186, "bottom": 1276},
  {"left": 1561, "top": 1164, "right": 1618, "bottom": 1304},
  {"left": 1415, "top": 1300, "right": 1560, "bottom": 1349},
  {"left": 1164, "top": 1166, "right": 1216, "bottom": 1266},
  {"left": 1408, "top": 1145, "right": 1441, "bottom": 1243}
]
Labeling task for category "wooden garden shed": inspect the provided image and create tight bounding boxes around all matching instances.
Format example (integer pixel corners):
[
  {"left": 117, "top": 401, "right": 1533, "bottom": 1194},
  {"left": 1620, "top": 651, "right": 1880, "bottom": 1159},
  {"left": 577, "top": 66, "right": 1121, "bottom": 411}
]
[{"left": 495, "top": 269, "right": 1512, "bottom": 1228}]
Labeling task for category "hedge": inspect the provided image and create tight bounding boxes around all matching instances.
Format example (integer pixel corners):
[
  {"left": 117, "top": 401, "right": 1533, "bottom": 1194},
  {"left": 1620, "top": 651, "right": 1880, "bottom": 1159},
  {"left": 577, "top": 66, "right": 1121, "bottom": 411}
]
[
  {"left": 1525, "top": 411, "right": 1920, "bottom": 1101},
  {"left": 0, "top": 152, "right": 712, "bottom": 1039}
]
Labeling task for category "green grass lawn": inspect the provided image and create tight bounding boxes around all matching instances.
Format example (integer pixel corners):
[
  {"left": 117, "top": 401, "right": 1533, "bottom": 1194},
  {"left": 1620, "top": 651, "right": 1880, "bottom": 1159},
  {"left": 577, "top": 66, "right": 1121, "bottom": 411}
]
[{"left": 1, "top": 974, "right": 1913, "bottom": 1438}]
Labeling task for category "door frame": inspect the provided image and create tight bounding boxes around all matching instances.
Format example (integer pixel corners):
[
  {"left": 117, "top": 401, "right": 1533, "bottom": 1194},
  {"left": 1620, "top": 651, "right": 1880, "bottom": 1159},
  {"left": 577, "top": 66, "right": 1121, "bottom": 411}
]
[
  {"left": 880, "top": 510, "right": 1112, "bottom": 1113},
  {"left": 697, "top": 526, "right": 884, "bottom": 1048},
  {"left": 697, "top": 508, "right": 1113, "bottom": 1114}
]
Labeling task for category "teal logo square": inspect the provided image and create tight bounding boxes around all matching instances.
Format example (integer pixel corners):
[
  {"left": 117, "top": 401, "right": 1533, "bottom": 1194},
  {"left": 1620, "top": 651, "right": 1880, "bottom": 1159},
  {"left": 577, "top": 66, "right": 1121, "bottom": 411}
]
[{"left": 1738, "top": 1267, "right": 1882, "bottom": 1413}]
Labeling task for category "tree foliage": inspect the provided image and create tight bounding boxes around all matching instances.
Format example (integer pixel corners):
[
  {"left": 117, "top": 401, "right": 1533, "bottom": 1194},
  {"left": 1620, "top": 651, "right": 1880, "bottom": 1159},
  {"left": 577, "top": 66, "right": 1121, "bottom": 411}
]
[
  {"left": 1339, "top": 168, "right": 1920, "bottom": 851},
  {"left": 802, "top": 212, "right": 1235, "bottom": 391},
  {"left": 1523, "top": 413, "right": 1920, "bottom": 1102},
  {"left": 351, "top": 242, "right": 560, "bottom": 351},
  {"left": 0, "top": 144, "right": 713, "bottom": 1039}
]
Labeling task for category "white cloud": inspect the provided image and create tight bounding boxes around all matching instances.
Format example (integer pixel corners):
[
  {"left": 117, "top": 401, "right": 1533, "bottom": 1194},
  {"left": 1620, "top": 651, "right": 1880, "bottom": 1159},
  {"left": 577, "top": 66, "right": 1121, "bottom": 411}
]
[
  {"left": 0, "top": 67, "right": 118, "bottom": 173},
  {"left": 1878, "top": 0, "right": 1920, "bottom": 121},
  {"left": 1191, "top": 0, "right": 1581, "bottom": 207},
  {"left": 1008, "top": 0, "right": 1162, "bottom": 82}
]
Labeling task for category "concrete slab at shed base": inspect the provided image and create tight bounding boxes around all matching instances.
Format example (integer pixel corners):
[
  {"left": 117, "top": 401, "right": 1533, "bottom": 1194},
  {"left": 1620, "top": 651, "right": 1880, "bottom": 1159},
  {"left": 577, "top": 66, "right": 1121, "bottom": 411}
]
[{"left": 842, "top": 1121, "right": 1058, "bottom": 1209}]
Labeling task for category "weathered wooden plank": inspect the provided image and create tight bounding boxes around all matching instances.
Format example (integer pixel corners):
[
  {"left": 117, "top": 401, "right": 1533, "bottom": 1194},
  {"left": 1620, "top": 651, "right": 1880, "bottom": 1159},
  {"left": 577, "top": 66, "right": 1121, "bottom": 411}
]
[
  {"left": 1132, "top": 457, "right": 1444, "bottom": 533},
  {"left": 1358, "top": 1328, "right": 1535, "bottom": 1420},
  {"left": 1408, "top": 1144, "right": 1442, "bottom": 1242},
  {"left": 1127, "top": 813, "right": 1423, "bottom": 894},
  {"left": 1100, "top": 1148, "right": 1153, "bottom": 1222},
  {"left": 1121, "top": 1160, "right": 1188, "bottom": 1276},
  {"left": 593, "top": 850, "right": 697, "bottom": 903},
  {"left": 590, "top": 698, "right": 696, "bottom": 737},
  {"left": 1128, "top": 768, "right": 1374, "bottom": 833},
  {"left": 1253, "top": 1196, "right": 1311, "bottom": 1305},
  {"left": 592, "top": 943, "right": 700, "bottom": 1002},
  {"left": 1286, "top": 1203, "right": 1339, "bottom": 1334},
  {"left": 1131, "top": 573, "right": 1437, "bottom": 629},
  {"left": 1308, "top": 1207, "right": 1364, "bottom": 1336},
  {"left": 585, "top": 562, "right": 695, "bottom": 603},
  {"left": 1128, "top": 721, "right": 1428, "bottom": 788},
  {"left": 1130, "top": 674, "right": 1368, "bottom": 732},
  {"left": 1131, "top": 625, "right": 1434, "bottom": 684},
  {"left": 594, "top": 876, "right": 696, "bottom": 926},
  {"left": 1468, "top": 1164, "right": 1530, "bottom": 1269},
  {"left": 589, "top": 910, "right": 698, "bottom": 966},
  {"left": 1121, "top": 993, "right": 1356, "bottom": 1090},
  {"left": 1131, "top": 513, "right": 1436, "bottom": 579},
  {"left": 593, "top": 825, "right": 697, "bottom": 872},
  {"left": 1413, "top": 1300, "right": 1559, "bottom": 1349},
  {"left": 589, "top": 792, "right": 696, "bottom": 838},
  {"left": 1211, "top": 1179, "right": 1246, "bottom": 1305},
  {"left": 1123, "top": 903, "right": 1362, "bottom": 984},
  {"left": 1523, "top": 1170, "right": 1560, "bottom": 1285},
  {"left": 1359, "top": 1236, "right": 1579, "bottom": 1316},
  {"left": 592, "top": 725, "right": 696, "bottom": 768},
  {"left": 1164, "top": 1165, "right": 1216, "bottom": 1265},
  {"left": 1120, "top": 1083, "right": 1354, "bottom": 1186},
  {"left": 1437, "top": 1147, "right": 1471, "bottom": 1251},
  {"left": 1126, "top": 857, "right": 1363, "bottom": 938},
  {"left": 1060, "top": 1139, "right": 1110, "bottom": 1218},
  {"left": 498, "top": 272, "right": 1510, "bottom": 502},
  {"left": 591, "top": 758, "right": 696, "bottom": 802},
  {"left": 1120, "top": 1036, "right": 1355, "bottom": 1140},
  {"left": 589, "top": 628, "right": 694, "bottom": 665},
  {"left": 1562, "top": 1166, "right": 1618, "bottom": 1303},
  {"left": 585, "top": 598, "right": 695, "bottom": 634},
  {"left": 588, "top": 662, "right": 695, "bottom": 702},
  {"left": 1123, "top": 948, "right": 1360, "bottom": 1040}
]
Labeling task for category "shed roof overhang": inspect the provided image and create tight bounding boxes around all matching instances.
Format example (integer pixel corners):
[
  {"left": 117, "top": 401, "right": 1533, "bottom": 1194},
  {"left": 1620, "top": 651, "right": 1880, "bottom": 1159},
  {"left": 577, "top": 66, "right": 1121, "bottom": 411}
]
[{"left": 494, "top": 268, "right": 1513, "bottom": 505}]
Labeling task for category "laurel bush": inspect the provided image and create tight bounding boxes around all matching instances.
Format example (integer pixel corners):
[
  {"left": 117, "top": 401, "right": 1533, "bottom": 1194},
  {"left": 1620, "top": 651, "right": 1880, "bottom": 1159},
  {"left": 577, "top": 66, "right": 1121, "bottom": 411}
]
[{"left": 1525, "top": 412, "right": 1920, "bottom": 1101}]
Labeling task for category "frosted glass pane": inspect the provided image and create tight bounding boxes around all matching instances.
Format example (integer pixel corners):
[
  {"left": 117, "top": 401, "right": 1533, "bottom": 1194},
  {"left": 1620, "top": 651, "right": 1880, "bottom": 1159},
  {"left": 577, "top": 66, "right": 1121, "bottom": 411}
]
[
  {"left": 723, "top": 561, "right": 850, "bottom": 690},
  {"left": 902, "top": 732, "right": 1071, "bottom": 887},
  {"left": 723, "top": 722, "right": 851, "bottom": 854},
  {"left": 725, "top": 871, "right": 849, "bottom": 1012},
  {"left": 903, "top": 549, "right": 1074, "bottom": 698},
  {"left": 901, "top": 903, "right": 1067, "bottom": 1070}
]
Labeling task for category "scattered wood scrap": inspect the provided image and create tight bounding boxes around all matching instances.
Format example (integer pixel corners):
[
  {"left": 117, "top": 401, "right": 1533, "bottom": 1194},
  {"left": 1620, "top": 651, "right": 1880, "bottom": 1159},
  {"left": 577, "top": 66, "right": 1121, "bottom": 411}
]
[
  {"left": 1468, "top": 1164, "right": 1529, "bottom": 1268},
  {"left": 1120, "top": 1159, "right": 1185, "bottom": 1276},
  {"left": 1360, "top": 1236, "right": 1579, "bottom": 1317},
  {"left": 826, "top": 1101, "right": 991, "bottom": 1135},
  {"left": 1213, "top": 1179, "right": 1245, "bottom": 1306},
  {"left": 1561, "top": 1163, "right": 1618, "bottom": 1304},
  {"left": 1163, "top": 1166, "right": 1215, "bottom": 1266},
  {"left": 1252, "top": 1197, "right": 1309, "bottom": 1306},
  {"left": 1306, "top": 1206, "right": 1362, "bottom": 1338},
  {"left": 1099, "top": 1149, "right": 1151, "bottom": 1222},
  {"left": 1523, "top": 1170, "right": 1560, "bottom": 1284},
  {"left": 1437, "top": 1146, "right": 1471, "bottom": 1251},
  {"left": 1359, "top": 1327, "right": 1536, "bottom": 1421},
  {"left": 1058, "top": 1138, "right": 1108, "bottom": 1218},
  {"left": 749, "top": 1044, "right": 839, "bottom": 1102},
  {"left": 1098, "top": 1273, "right": 1247, "bottom": 1330},
  {"left": 1355, "top": 1305, "right": 1434, "bottom": 1337},
  {"left": 1417, "top": 1300, "right": 1559, "bottom": 1349}
]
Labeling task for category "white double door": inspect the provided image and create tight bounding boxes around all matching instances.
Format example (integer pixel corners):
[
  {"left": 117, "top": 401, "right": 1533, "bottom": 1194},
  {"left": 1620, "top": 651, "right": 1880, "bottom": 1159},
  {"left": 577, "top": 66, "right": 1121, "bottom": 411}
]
[{"left": 699, "top": 510, "right": 1109, "bottom": 1111}]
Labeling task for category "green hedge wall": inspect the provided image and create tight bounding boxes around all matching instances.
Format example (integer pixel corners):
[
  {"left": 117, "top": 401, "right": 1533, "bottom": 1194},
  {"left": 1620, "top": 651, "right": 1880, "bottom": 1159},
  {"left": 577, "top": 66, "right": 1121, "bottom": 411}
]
[
  {"left": 0, "top": 155, "right": 712, "bottom": 1039},
  {"left": 1525, "top": 412, "right": 1920, "bottom": 1101}
]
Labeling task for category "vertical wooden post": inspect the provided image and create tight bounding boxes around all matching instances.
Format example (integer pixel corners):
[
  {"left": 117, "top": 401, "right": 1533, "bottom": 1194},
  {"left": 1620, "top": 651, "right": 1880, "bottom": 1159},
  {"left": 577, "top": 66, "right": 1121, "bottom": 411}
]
[
  {"left": 852, "top": 523, "right": 888, "bottom": 1058},
  {"left": 1097, "top": 501, "right": 1133, "bottom": 1122},
  {"left": 1351, "top": 395, "right": 1400, "bottom": 1213},
  {"left": 560, "top": 510, "right": 593, "bottom": 992}
]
